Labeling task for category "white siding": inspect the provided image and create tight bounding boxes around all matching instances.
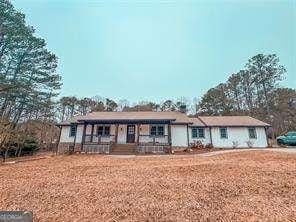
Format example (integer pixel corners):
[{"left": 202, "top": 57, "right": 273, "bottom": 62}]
[
  {"left": 59, "top": 124, "right": 268, "bottom": 149},
  {"left": 189, "top": 127, "right": 211, "bottom": 145},
  {"left": 211, "top": 126, "right": 267, "bottom": 148},
  {"left": 60, "top": 126, "right": 74, "bottom": 143},
  {"left": 117, "top": 124, "right": 127, "bottom": 144},
  {"left": 75, "top": 125, "right": 84, "bottom": 143},
  {"left": 60, "top": 125, "right": 84, "bottom": 143},
  {"left": 171, "top": 125, "right": 188, "bottom": 147}
]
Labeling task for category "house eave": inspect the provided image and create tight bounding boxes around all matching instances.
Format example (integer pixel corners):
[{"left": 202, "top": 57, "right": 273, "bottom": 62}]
[{"left": 77, "top": 119, "right": 176, "bottom": 124}]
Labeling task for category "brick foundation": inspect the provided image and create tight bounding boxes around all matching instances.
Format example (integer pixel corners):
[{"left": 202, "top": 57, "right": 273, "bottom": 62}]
[{"left": 58, "top": 142, "right": 82, "bottom": 154}]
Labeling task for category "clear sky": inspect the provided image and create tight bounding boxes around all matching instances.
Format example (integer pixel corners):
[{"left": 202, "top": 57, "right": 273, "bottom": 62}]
[{"left": 12, "top": 0, "right": 296, "bottom": 102}]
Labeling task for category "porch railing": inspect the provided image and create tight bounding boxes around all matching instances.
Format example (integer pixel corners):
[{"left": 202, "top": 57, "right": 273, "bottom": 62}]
[
  {"left": 84, "top": 134, "right": 116, "bottom": 145},
  {"left": 138, "top": 135, "right": 170, "bottom": 146}
]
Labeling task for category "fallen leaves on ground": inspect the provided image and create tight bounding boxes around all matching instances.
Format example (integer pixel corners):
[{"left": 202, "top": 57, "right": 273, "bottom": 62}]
[{"left": 0, "top": 151, "right": 295, "bottom": 221}]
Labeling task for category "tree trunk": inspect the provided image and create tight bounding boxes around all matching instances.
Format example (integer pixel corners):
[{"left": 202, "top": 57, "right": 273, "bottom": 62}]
[
  {"left": 4, "top": 149, "right": 8, "bottom": 162},
  {"left": 18, "top": 147, "right": 22, "bottom": 157}
]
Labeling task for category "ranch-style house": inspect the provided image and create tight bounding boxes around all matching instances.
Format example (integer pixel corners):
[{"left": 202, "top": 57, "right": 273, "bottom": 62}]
[{"left": 56, "top": 111, "right": 270, "bottom": 154}]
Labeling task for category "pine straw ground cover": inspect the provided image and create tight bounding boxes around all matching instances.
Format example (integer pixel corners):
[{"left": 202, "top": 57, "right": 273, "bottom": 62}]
[{"left": 0, "top": 151, "right": 295, "bottom": 222}]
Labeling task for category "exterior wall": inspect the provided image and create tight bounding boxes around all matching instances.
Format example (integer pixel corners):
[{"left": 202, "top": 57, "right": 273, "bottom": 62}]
[
  {"left": 60, "top": 126, "right": 75, "bottom": 143},
  {"left": 188, "top": 127, "right": 211, "bottom": 145},
  {"left": 76, "top": 125, "right": 84, "bottom": 143},
  {"left": 171, "top": 125, "right": 188, "bottom": 147},
  {"left": 58, "top": 124, "right": 268, "bottom": 152},
  {"left": 60, "top": 125, "right": 84, "bottom": 143},
  {"left": 211, "top": 126, "right": 268, "bottom": 148},
  {"left": 117, "top": 124, "right": 127, "bottom": 144}
]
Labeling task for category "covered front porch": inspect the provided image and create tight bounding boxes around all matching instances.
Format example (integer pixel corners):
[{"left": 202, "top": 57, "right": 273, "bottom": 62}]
[{"left": 80, "top": 120, "right": 172, "bottom": 154}]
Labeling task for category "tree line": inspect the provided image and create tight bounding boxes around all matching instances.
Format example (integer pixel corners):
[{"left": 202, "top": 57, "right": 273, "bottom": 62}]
[
  {"left": 0, "top": 0, "right": 61, "bottom": 159},
  {"left": 56, "top": 96, "right": 194, "bottom": 122},
  {"left": 197, "top": 54, "right": 296, "bottom": 135}
]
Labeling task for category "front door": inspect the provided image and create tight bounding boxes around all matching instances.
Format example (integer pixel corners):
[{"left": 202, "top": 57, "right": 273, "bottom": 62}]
[{"left": 126, "top": 125, "right": 135, "bottom": 143}]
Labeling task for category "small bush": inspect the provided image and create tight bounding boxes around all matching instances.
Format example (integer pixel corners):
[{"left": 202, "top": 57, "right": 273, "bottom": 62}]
[
  {"left": 205, "top": 143, "right": 213, "bottom": 149},
  {"left": 246, "top": 140, "right": 254, "bottom": 148},
  {"left": 232, "top": 141, "right": 239, "bottom": 148},
  {"left": 22, "top": 137, "right": 39, "bottom": 155}
]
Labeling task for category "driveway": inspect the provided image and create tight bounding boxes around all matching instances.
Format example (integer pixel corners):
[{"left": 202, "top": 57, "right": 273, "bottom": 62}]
[{"left": 200, "top": 148, "right": 296, "bottom": 157}]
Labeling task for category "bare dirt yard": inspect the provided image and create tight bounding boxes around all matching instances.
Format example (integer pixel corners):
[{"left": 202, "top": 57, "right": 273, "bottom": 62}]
[{"left": 0, "top": 150, "right": 295, "bottom": 221}]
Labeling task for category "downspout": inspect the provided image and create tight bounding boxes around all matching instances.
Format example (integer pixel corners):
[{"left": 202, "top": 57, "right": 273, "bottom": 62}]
[
  {"left": 168, "top": 122, "right": 172, "bottom": 146},
  {"left": 81, "top": 122, "right": 87, "bottom": 152}
]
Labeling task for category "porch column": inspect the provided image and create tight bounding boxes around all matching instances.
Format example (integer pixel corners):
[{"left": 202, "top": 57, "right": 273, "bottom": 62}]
[
  {"left": 90, "top": 124, "right": 94, "bottom": 142},
  {"left": 73, "top": 124, "right": 77, "bottom": 152},
  {"left": 115, "top": 124, "right": 119, "bottom": 144},
  {"left": 168, "top": 123, "right": 172, "bottom": 146},
  {"left": 56, "top": 126, "right": 62, "bottom": 154},
  {"left": 136, "top": 123, "right": 140, "bottom": 145},
  {"left": 81, "top": 122, "right": 87, "bottom": 151}
]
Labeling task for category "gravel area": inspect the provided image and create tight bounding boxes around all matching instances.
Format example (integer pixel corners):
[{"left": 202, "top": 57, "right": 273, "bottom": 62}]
[{"left": 0, "top": 150, "right": 295, "bottom": 221}]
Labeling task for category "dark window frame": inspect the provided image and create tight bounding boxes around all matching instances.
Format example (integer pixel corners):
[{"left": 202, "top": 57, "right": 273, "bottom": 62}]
[
  {"left": 248, "top": 127, "right": 257, "bottom": 139},
  {"left": 69, "top": 124, "right": 77, "bottom": 137},
  {"left": 150, "top": 124, "right": 165, "bottom": 137},
  {"left": 97, "top": 125, "right": 111, "bottom": 137},
  {"left": 220, "top": 127, "right": 228, "bottom": 139},
  {"left": 192, "top": 127, "right": 205, "bottom": 138}
]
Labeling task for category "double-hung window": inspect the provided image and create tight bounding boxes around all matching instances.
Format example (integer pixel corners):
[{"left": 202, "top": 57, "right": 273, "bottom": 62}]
[
  {"left": 150, "top": 125, "right": 165, "bottom": 136},
  {"left": 192, "top": 128, "right": 205, "bottom": 138},
  {"left": 220, "top": 127, "right": 228, "bottom": 139},
  {"left": 248, "top": 127, "right": 257, "bottom": 139},
  {"left": 69, "top": 124, "right": 77, "bottom": 137},
  {"left": 97, "top": 125, "right": 110, "bottom": 136}
]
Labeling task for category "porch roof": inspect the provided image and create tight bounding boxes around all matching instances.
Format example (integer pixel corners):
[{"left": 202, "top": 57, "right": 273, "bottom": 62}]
[{"left": 57, "top": 111, "right": 192, "bottom": 125}]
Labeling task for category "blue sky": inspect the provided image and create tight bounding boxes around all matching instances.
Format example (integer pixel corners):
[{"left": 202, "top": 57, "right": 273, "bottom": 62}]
[{"left": 13, "top": 0, "right": 296, "bottom": 102}]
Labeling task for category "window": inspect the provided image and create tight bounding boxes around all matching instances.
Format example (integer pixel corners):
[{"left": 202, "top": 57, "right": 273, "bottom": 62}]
[
  {"left": 97, "top": 125, "right": 110, "bottom": 136},
  {"left": 69, "top": 124, "right": 77, "bottom": 137},
  {"left": 248, "top": 127, "right": 257, "bottom": 139},
  {"left": 104, "top": 126, "right": 110, "bottom": 136},
  {"left": 150, "top": 125, "right": 165, "bottom": 136},
  {"left": 220, "top": 127, "right": 228, "bottom": 139},
  {"left": 192, "top": 128, "right": 205, "bottom": 138}
]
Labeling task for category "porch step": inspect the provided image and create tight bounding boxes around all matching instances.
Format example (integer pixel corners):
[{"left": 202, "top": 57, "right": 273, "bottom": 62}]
[{"left": 111, "top": 144, "right": 136, "bottom": 154}]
